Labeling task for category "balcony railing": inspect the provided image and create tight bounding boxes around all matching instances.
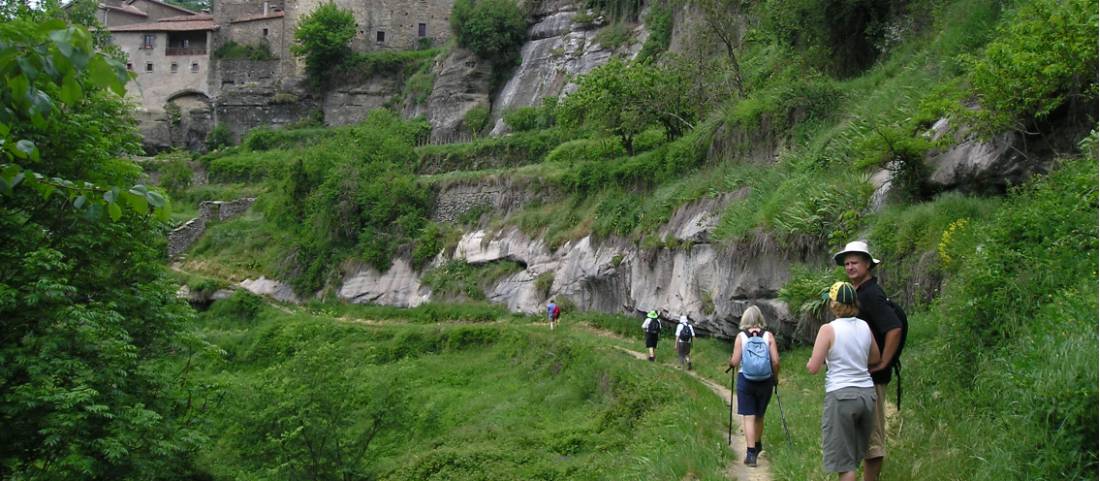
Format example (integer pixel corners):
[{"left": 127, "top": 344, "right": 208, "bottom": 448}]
[{"left": 166, "top": 47, "right": 207, "bottom": 56}]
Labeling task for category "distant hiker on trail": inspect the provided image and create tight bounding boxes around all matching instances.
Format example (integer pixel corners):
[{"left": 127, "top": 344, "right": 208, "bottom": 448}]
[
  {"left": 807, "top": 281, "right": 882, "bottom": 481},
  {"left": 834, "top": 240, "right": 903, "bottom": 481},
  {"left": 675, "top": 315, "right": 695, "bottom": 370},
  {"left": 728, "top": 305, "right": 780, "bottom": 467},
  {"left": 641, "top": 310, "right": 662, "bottom": 362},
  {"left": 547, "top": 299, "right": 561, "bottom": 330}
]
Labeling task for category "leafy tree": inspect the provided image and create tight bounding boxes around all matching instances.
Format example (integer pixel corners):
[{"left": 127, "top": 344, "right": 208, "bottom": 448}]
[
  {"left": 0, "top": 18, "right": 202, "bottom": 480},
  {"left": 695, "top": 0, "right": 747, "bottom": 96},
  {"left": 292, "top": 2, "right": 357, "bottom": 83},
  {"left": 559, "top": 59, "right": 694, "bottom": 153},
  {"left": 450, "top": 0, "right": 526, "bottom": 63}
]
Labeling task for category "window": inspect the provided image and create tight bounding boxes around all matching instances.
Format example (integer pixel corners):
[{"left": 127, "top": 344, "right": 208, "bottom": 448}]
[
  {"left": 170, "top": 62, "right": 178, "bottom": 73},
  {"left": 418, "top": 23, "right": 426, "bottom": 37},
  {"left": 262, "top": 28, "right": 269, "bottom": 36},
  {"left": 182, "top": 39, "right": 190, "bottom": 48},
  {"left": 376, "top": 31, "right": 384, "bottom": 42},
  {"left": 142, "top": 34, "right": 155, "bottom": 49},
  {"left": 191, "top": 63, "right": 199, "bottom": 72},
  {"left": 145, "top": 62, "right": 154, "bottom": 72}
]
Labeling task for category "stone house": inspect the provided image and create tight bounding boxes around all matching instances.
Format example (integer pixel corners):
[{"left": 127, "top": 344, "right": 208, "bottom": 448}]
[{"left": 82, "top": 0, "right": 458, "bottom": 149}]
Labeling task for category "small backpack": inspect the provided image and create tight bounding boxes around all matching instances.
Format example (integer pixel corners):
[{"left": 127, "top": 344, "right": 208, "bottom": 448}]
[
  {"left": 885, "top": 298, "right": 909, "bottom": 408},
  {"left": 552, "top": 304, "right": 561, "bottom": 319},
  {"left": 678, "top": 324, "right": 693, "bottom": 342},
  {"left": 645, "top": 318, "right": 662, "bottom": 334},
  {"left": 741, "top": 331, "right": 773, "bottom": 381}
]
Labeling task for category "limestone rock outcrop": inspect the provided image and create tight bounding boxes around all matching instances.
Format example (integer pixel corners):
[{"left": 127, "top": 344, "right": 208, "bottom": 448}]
[
  {"left": 424, "top": 48, "right": 492, "bottom": 143},
  {"left": 335, "top": 194, "right": 808, "bottom": 340}
]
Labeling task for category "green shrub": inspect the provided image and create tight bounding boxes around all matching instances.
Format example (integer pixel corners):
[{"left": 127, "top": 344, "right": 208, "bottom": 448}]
[
  {"left": 535, "top": 272, "right": 554, "bottom": 299},
  {"left": 636, "top": 2, "right": 671, "bottom": 61},
  {"left": 158, "top": 152, "right": 193, "bottom": 194},
  {"left": 206, "top": 152, "right": 286, "bottom": 183},
  {"left": 411, "top": 222, "right": 458, "bottom": 270},
  {"left": 206, "top": 123, "right": 232, "bottom": 150},
  {"left": 961, "top": 0, "right": 1097, "bottom": 132},
  {"left": 502, "top": 101, "right": 556, "bottom": 132},
  {"left": 545, "top": 137, "right": 625, "bottom": 164},
  {"left": 208, "top": 290, "right": 266, "bottom": 322},
  {"left": 463, "top": 105, "right": 490, "bottom": 137},
  {"left": 450, "top": 0, "right": 527, "bottom": 63},
  {"left": 421, "top": 260, "right": 524, "bottom": 301},
  {"left": 594, "top": 22, "right": 633, "bottom": 50},
  {"left": 339, "top": 48, "right": 440, "bottom": 83},
  {"left": 214, "top": 40, "right": 275, "bottom": 60},
  {"left": 592, "top": 189, "right": 642, "bottom": 238},
  {"left": 291, "top": 2, "right": 357, "bottom": 83},
  {"left": 585, "top": 0, "right": 643, "bottom": 20},
  {"left": 404, "top": 70, "right": 435, "bottom": 106}
]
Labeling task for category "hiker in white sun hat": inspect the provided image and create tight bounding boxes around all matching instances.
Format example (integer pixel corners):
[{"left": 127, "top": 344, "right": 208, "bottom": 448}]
[
  {"left": 832, "top": 240, "right": 900, "bottom": 481},
  {"left": 833, "top": 240, "right": 881, "bottom": 267}
]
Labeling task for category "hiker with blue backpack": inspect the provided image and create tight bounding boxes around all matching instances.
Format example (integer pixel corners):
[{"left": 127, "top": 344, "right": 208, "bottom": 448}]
[
  {"left": 728, "top": 305, "right": 780, "bottom": 467},
  {"left": 674, "top": 315, "right": 695, "bottom": 370},
  {"left": 834, "top": 240, "right": 907, "bottom": 481},
  {"left": 806, "top": 281, "right": 882, "bottom": 481}
]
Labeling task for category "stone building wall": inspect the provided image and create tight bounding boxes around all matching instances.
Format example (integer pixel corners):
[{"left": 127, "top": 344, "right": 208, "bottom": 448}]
[{"left": 116, "top": 30, "right": 213, "bottom": 111}]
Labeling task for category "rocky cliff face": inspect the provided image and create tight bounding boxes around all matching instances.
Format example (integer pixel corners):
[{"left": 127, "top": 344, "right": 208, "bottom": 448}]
[
  {"left": 324, "top": 190, "right": 809, "bottom": 340},
  {"left": 423, "top": 48, "right": 493, "bottom": 142},
  {"left": 488, "top": 1, "right": 647, "bottom": 135}
]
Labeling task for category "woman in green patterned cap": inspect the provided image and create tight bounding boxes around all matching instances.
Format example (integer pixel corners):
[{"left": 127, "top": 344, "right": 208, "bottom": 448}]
[
  {"left": 806, "top": 282, "right": 882, "bottom": 481},
  {"left": 641, "top": 310, "right": 662, "bottom": 361}
]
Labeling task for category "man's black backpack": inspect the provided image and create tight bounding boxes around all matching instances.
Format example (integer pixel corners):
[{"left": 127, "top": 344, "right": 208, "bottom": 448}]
[
  {"left": 646, "top": 318, "right": 662, "bottom": 334},
  {"left": 885, "top": 297, "right": 909, "bottom": 408},
  {"left": 678, "top": 324, "right": 693, "bottom": 342}
]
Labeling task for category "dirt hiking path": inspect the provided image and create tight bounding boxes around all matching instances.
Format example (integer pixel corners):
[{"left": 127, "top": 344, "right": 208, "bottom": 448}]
[{"left": 582, "top": 326, "right": 773, "bottom": 481}]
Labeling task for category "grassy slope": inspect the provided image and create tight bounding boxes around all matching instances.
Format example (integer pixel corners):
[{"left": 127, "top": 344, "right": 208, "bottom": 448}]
[{"left": 186, "top": 303, "right": 732, "bottom": 480}]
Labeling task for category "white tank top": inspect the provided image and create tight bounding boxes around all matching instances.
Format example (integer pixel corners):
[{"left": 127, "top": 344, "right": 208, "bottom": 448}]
[{"left": 825, "top": 317, "right": 874, "bottom": 393}]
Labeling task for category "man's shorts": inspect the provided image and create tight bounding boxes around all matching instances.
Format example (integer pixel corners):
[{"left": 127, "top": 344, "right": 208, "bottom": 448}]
[
  {"left": 736, "top": 373, "right": 773, "bottom": 416},
  {"left": 644, "top": 332, "right": 659, "bottom": 348},
  {"left": 676, "top": 340, "right": 692, "bottom": 357},
  {"left": 866, "top": 383, "right": 887, "bottom": 459},
  {"left": 821, "top": 386, "right": 876, "bottom": 473}
]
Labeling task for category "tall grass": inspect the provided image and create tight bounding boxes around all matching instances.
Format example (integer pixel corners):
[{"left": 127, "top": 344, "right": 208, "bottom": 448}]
[{"left": 185, "top": 306, "right": 733, "bottom": 480}]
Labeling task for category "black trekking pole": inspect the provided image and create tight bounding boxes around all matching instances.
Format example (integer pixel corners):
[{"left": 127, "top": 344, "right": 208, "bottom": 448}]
[
  {"left": 725, "top": 366, "right": 735, "bottom": 446},
  {"left": 773, "top": 382, "right": 793, "bottom": 448}
]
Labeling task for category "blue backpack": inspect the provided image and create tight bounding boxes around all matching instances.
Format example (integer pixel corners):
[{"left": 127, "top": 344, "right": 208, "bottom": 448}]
[{"left": 741, "top": 331, "right": 773, "bottom": 381}]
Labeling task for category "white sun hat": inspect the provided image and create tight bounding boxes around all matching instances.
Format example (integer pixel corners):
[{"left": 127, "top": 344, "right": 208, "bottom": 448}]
[{"left": 833, "top": 240, "right": 881, "bottom": 267}]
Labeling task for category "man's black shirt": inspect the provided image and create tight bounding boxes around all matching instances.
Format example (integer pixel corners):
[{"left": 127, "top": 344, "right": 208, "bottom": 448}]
[{"left": 856, "top": 276, "right": 902, "bottom": 385}]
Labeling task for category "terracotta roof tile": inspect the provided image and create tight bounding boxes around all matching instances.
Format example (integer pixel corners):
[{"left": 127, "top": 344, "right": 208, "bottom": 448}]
[
  {"left": 125, "top": 0, "right": 197, "bottom": 15},
  {"left": 160, "top": 12, "right": 212, "bottom": 21},
  {"left": 101, "top": 3, "right": 148, "bottom": 16},
  {"left": 108, "top": 19, "right": 218, "bottom": 31}
]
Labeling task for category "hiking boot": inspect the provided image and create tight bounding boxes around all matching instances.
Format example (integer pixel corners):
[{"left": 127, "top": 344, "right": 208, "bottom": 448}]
[
  {"left": 687, "top": 361, "right": 693, "bottom": 370},
  {"left": 648, "top": 356, "right": 654, "bottom": 362},
  {"left": 744, "top": 449, "right": 757, "bottom": 467}
]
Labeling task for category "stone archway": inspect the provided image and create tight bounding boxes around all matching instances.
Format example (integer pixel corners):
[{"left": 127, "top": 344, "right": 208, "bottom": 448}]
[{"left": 164, "top": 90, "right": 214, "bottom": 152}]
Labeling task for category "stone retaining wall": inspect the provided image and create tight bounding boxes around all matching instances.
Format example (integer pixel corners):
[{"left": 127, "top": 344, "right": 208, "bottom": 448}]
[{"left": 168, "top": 197, "right": 256, "bottom": 258}]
